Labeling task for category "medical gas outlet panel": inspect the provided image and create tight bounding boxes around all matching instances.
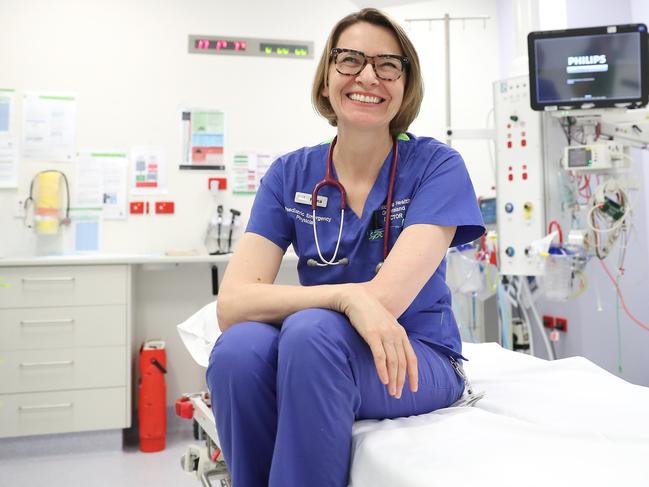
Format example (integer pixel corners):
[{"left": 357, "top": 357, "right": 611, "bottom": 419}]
[{"left": 493, "top": 76, "right": 545, "bottom": 276}]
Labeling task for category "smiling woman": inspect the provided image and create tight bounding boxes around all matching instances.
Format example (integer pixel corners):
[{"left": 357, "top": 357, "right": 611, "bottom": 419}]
[
  {"left": 206, "top": 7, "right": 485, "bottom": 487},
  {"left": 312, "top": 9, "right": 424, "bottom": 138},
  {"left": 321, "top": 22, "right": 406, "bottom": 136}
]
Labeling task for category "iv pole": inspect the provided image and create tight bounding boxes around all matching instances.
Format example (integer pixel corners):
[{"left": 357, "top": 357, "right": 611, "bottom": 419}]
[{"left": 405, "top": 14, "right": 491, "bottom": 145}]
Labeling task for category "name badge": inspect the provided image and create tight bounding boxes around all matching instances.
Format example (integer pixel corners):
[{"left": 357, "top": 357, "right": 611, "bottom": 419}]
[{"left": 294, "top": 192, "right": 328, "bottom": 208}]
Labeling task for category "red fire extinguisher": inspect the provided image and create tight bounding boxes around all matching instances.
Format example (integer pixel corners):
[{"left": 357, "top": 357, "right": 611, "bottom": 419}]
[{"left": 139, "top": 340, "right": 167, "bottom": 452}]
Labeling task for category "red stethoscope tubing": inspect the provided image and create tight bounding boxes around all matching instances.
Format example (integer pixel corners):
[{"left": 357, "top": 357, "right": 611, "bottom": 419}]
[{"left": 312, "top": 136, "right": 399, "bottom": 261}]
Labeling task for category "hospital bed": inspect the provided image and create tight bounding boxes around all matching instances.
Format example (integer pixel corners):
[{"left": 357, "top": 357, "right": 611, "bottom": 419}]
[{"left": 177, "top": 304, "right": 649, "bottom": 487}]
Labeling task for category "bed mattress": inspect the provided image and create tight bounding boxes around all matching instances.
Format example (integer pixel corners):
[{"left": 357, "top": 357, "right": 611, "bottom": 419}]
[{"left": 349, "top": 342, "right": 649, "bottom": 487}]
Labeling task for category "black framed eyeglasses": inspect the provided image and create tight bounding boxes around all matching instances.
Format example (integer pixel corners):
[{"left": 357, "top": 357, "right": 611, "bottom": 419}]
[{"left": 330, "top": 48, "right": 408, "bottom": 81}]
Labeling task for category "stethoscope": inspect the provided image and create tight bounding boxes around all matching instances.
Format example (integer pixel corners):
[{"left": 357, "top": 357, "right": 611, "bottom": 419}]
[{"left": 306, "top": 136, "right": 399, "bottom": 274}]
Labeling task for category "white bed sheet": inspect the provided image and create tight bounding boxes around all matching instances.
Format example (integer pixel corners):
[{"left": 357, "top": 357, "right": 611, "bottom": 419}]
[{"left": 349, "top": 342, "right": 649, "bottom": 487}]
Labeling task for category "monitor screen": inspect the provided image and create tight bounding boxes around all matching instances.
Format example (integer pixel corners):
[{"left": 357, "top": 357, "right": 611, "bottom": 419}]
[
  {"left": 567, "top": 147, "right": 591, "bottom": 168},
  {"left": 479, "top": 197, "right": 497, "bottom": 226},
  {"left": 528, "top": 24, "right": 648, "bottom": 110}
]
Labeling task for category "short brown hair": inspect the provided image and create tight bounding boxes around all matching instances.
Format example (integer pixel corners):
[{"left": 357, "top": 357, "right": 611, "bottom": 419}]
[{"left": 312, "top": 8, "right": 424, "bottom": 138}]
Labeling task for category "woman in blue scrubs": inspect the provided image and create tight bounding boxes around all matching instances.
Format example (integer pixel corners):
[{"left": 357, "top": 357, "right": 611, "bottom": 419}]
[{"left": 207, "top": 8, "right": 485, "bottom": 487}]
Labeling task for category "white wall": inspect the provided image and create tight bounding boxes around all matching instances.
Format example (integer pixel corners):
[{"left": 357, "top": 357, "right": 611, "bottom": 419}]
[
  {"left": 385, "top": 0, "right": 500, "bottom": 198},
  {"left": 496, "top": 0, "right": 541, "bottom": 78},
  {"left": 1, "top": 0, "right": 501, "bottom": 260},
  {"left": 0, "top": 0, "right": 351, "bottom": 256}
]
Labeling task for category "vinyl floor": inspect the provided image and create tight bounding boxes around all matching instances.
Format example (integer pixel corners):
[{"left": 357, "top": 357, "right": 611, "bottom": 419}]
[{"left": 0, "top": 429, "right": 203, "bottom": 487}]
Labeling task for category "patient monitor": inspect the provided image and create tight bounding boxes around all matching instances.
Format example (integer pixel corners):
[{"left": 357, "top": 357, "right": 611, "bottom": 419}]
[{"left": 528, "top": 23, "right": 649, "bottom": 111}]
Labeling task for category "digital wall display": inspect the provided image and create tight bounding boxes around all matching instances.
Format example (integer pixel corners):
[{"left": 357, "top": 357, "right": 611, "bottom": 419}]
[
  {"left": 259, "top": 43, "right": 310, "bottom": 57},
  {"left": 194, "top": 38, "right": 248, "bottom": 52},
  {"left": 528, "top": 24, "right": 648, "bottom": 110},
  {"left": 189, "top": 35, "right": 313, "bottom": 59}
]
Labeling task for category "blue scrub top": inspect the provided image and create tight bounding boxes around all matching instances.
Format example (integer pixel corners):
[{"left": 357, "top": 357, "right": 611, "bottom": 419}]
[{"left": 246, "top": 134, "right": 486, "bottom": 359}]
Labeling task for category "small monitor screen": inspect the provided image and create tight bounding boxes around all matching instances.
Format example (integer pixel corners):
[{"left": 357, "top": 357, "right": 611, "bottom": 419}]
[
  {"left": 479, "top": 197, "right": 497, "bottom": 226},
  {"left": 528, "top": 24, "right": 648, "bottom": 110},
  {"left": 568, "top": 148, "right": 590, "bottom": 168}
]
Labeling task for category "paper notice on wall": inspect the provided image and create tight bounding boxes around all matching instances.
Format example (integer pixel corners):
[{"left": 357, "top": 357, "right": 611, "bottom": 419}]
[
  {"left": 77, "top": 151, "right": 128, "bottom": 219},
  {"left": 0, "top": 90, "right": 12, "bottom": 133},
  {"left": 131, "top": 147, "right": 167, "bottom": 195},
  {"left": 257, "top": 153, "right": 272, "bottom": 180},
  {"left": 232, "top": 152, "right": 256, "bottom": 194},
  {"left": 76, "top": 152, "right": 103, "bottom": 207},
  {"left": 22, "top": 92, "right": 77, "bottom": 162},
  {"left": 180, "top": 109, "right": 225, "bottom": 170},
  {"left": 99, "top": 153, "right": 128, "bottom": 219},
  {"left": 0, "top": 89, "right": 18, "bottom": 188},
  {"left": 68, "top": 207, "right": 102, "bottom": 253},
  {"left": 232, "top": 151, "right": 275, "bottom": 194}
]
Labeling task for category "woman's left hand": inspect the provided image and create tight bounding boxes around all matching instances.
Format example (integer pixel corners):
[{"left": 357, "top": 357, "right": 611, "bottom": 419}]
[{"left": 338, "top": 284, "right": 418, "bottom": 399}]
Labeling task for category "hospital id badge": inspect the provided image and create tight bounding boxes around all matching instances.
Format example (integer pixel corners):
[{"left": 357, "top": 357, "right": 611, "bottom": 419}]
[{"left": 294, "top": 192, "right": 328, "bottom": 208}]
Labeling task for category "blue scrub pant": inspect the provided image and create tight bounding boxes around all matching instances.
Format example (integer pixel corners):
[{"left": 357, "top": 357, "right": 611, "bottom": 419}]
[{"left": 206, "top": 308, "right": 464, "bottom": 487}]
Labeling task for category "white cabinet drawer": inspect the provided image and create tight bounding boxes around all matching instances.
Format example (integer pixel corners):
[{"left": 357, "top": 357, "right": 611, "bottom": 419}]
[
  {"left": 0, "top": 387, "right": 127, "bottom": 438},
  {"left": 0, "top": 265, "right": 128, "bottom": 308},
  {"left": 0, "top": 305, "right": 126, "bottom": 351},
  {"left": 0, "top": 347, "right": 126, "bottom": 394}
]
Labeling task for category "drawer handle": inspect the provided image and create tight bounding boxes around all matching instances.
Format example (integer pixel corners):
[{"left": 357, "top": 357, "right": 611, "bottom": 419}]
[
  {"left": 20, "top": 318, "right": 75, "bottom": 326},
  {"left": 19, "top": 360, "right": 75, "bottom": 368},
  {"left": 19, "top": 403, "right": 74, "bottom": 412},
  {"left": 21, "top": 277, "right": 76, "bottom": 283}
]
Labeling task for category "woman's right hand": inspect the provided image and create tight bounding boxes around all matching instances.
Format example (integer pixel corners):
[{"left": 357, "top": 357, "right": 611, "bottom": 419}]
[{"left": 338, "top": 284, "right": 418, "bottom": 399}]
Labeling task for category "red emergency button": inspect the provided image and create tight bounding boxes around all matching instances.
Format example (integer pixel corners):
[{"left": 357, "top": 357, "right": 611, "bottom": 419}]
[
  {"left": 521, "top": 139, "right": 527, "bottom": 147},
  {"left": 508, "top": 174, "right": 513, "bottom": 181},
  {"left": 522, "top": 173, "right": 528, "bottom": 180},
  {"left": 507, "top": 141, "right": 512, "bottom": 149}
]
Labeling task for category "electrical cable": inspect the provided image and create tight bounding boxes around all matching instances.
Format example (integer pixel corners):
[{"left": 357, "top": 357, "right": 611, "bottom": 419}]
[
  {"left": 615, "top": 273, "right": 624, "bottom": 374},
  {"left": 521, "top": 278, "right": 556, "bottom": 360},
  {"left": 559, "top": 117, "right": 572, "bottom": 144},
  {"left": 599, "top": 259, "right": 649, "bottom": 333},
  {"left": 586, "top": 178, "right": 631, "bottom": 259},
  {"left": 549, "top": 337, "right": 557, "bottom": 361},
  {"left": 518, "top": 298, "right": 535, "bottom": 357},
  {"left": 587, "top": 204, "right": 629, "bottom": 234},
  {"left": 497, "top": 280, "right": 511, "bottom": 350},
  {"left": 547, "top": 220, "right": 564, "bottom": 244},
  {"left": 515, "top": 277, "right": 535, "bottom": 357}
]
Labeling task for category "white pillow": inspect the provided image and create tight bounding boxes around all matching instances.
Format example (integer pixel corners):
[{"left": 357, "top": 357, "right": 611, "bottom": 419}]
[{"left": 176, "top": 300, "right": 221, "bottom": 367}]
